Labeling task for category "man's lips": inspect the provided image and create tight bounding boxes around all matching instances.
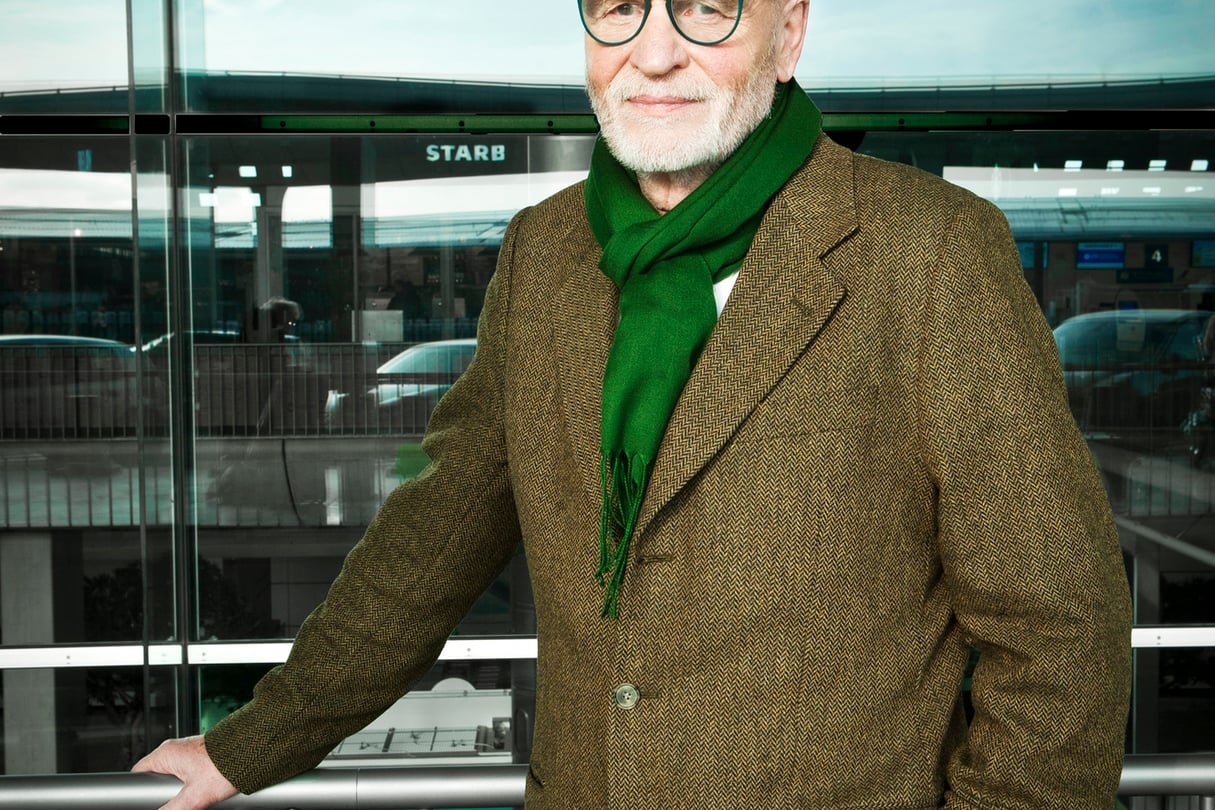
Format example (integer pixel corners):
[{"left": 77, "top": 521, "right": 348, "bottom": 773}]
[{"left": 626, "top": 95, "right": 700, "bottom": 115}]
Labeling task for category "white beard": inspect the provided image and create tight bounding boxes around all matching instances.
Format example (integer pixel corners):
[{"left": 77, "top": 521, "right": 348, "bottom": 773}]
[{"left": 587, "top": 51, "right": 778, "bottom": 175}]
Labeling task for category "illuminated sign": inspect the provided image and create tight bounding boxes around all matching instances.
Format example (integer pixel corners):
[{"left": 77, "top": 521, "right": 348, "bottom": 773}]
[
  {"left": 1077, "top": 242, "right": 1125, "bottom": 269},
  {"left": 426, "top": 144, "right": 507, "bottom": 163}
]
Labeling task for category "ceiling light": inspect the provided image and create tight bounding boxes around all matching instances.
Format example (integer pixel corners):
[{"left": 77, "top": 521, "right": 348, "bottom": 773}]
[
  {"left": 281, "top": 165, "right": 294, "bottom": 178},
  {"left": 1143, "top": 186, "right": 1162, "bottom": 195},
  {"left": 1149, "top": 160, "right": 1167, "bottom": 172},
  {"left": 1193, "top": 160, "right": 1210, "bottom": 172},
  {"left": 239, "top": 165, "right": 257, "bottom": 178},
  {"left": 1064, "top": 160, "right": 1083, "bottom": 172},
  {"left": 1106, "top": 160, "right": 1125, "bottom": 171},
  {"left": 1058, "top": 188, "right": 1078, "bottom": 197},
  {"left": 1100, "top": 187, "right": 1120, "bottom": 196},
  {"left": 1186, "top": 186, "right": 1205, "bottom": 194}
]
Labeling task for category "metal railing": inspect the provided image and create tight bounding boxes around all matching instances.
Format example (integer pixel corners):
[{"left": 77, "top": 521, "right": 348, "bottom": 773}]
[
  {"left": 0, "top": 764, "right": 527, "bottom": 809},
  {"left": 0, "top": 755, "right": 1212, "bottom": 809}
]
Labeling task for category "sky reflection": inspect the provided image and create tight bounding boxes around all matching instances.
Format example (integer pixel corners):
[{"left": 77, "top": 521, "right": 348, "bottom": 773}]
[{"left": 0, "top": 0, "right": 1211, "bottom": 94}]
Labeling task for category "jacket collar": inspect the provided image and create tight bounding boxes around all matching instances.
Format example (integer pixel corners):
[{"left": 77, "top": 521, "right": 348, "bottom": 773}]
[{"left": 552, "top": 133, "right": 860, "bottom": 532}]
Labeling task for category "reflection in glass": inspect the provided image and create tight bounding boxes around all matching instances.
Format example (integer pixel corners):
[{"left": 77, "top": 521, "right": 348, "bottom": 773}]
[
  {"left": 199, "top": 658, "right": 534, "bottom": 765},
  {"left": 195, "top": 531, "right": 526, "bottom": 641},
  {"left": 1134, "top": 648, "right": 1215, "bottom": 754},
  {"left": 169, "top": 0, "right": 1215, "bottom": 113},
  {"left": 0, "top": 0, "right": 128, "bottom": 112},
  {"left": 1, "top": 666, "right": 176, "bottom": 775}
]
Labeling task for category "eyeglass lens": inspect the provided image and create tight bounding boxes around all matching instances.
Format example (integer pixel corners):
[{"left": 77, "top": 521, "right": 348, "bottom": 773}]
[{"left": 580, "top": 0, "right": 743, "bottom": 46}]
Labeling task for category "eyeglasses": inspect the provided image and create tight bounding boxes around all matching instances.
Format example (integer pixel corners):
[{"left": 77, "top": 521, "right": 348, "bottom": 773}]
[{"left": 579, "top": 0, "right": 745, "bottom": 47}]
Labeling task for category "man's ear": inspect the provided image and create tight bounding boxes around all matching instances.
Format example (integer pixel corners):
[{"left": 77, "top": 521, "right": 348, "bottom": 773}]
[{"left": 774, "top": 0, "right": 809, "bottom": 83}]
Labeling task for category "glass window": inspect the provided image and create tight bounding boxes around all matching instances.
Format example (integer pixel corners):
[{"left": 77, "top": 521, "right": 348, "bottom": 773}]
[
  {"left": 0, "top": 136, "right": 174, "bottom": 650},
  {"left": 0, "top": 1, "right": 129, "bottom": 113},
  {"left": 0, "top": 666, "right": 177, "bottom": 775},
  {"left": 1134, "top": 648, "right": 1215, "bottom": 753},
  {"left": 170, "top": 0, "right": 1214, "bottom": 112},
  {"left": 185, "top": 135, "right": 584, "bottom": 649}
]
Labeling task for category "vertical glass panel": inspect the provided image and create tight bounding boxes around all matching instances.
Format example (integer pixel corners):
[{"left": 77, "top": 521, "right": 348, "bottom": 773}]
[
  {"left": 175, "top": 0, "right": 586, "bottom": 112},
  {"left": 0, "top": 666, "right": 177, "bottom": 775},
  {"left": 131, "top": 0, "right": 171, "bottom": 113},
  {"left": 0, "top": 136, "right": 171, "bottom": 642},
  {"left": 185, "top": 133, "right": 586, "bottom": 645},
  {"left": 134, "top": 135, "right": 178, "bottom": 640},
  {"left": 0, "top": 0, "right": 130, "bottom": 113}
]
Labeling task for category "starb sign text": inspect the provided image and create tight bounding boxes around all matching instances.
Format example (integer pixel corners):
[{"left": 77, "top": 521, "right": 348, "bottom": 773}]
[{"left": 426, "top": 144, "right": 507, "bottom": 163}]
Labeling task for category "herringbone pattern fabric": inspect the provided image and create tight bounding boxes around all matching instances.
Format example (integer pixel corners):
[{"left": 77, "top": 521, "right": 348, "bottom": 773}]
[{"left": 205, "top": 134, "right": 1132, "bottom": 809}]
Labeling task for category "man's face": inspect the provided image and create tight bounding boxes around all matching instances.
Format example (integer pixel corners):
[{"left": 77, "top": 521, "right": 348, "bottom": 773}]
[{"left": 585, "top": 0, "right": 806, "bottom": 175}]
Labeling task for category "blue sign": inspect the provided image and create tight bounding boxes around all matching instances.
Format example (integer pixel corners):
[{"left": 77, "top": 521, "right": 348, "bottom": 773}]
[
  {"left": 1194, "top": 240, "right": 1215, "bottom": 268},
  {"left": 1077, "top": 242, "right": 1125, "bottom": 269}
]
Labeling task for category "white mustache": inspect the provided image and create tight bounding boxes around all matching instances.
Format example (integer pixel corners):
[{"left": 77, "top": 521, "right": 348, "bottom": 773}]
[{"left": 604, "top": 74, "right": 721, "bottom": 105}]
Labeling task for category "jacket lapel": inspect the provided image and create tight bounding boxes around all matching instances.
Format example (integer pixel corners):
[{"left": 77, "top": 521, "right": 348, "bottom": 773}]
[
  {"left": 635, "top": 135, "right": 860, "bottom": 537},
  {"left": 552, "top": 237, "right": 618, "bottom": 504}
]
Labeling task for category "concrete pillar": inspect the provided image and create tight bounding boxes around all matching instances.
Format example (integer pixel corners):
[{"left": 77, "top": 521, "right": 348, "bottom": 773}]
[{"left": 1, "top": 533, "right": 57, "bottom": 774}]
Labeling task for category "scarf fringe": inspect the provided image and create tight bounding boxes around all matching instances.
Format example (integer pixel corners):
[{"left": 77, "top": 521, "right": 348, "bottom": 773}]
[{"left": 596, "top": 452, "right": 648, "bottom": 619}]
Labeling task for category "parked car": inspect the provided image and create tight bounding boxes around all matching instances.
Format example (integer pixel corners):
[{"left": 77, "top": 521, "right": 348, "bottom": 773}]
[
  {"left": 0, "top": 334, "right": 147, "bottom": 438},
  {"left": 325, "top": 338, "right": 476, "bottom": 434},
  {"left": 1053, "top": 309, "right": 1213, "bottom": 446}
]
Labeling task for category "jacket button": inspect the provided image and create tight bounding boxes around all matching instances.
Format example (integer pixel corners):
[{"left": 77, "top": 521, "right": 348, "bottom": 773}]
[{"left": 612, "top": 683, "right": 640, "bottom": 710}]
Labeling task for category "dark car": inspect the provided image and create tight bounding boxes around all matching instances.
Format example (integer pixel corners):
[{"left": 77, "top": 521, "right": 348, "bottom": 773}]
[
  {"left": 0, "top": 334, "right": 146, "bottom": 438},
  {"left": 1053, "top": 309, "right": 1213, "bottom": 445},
  {"left": 325, "top": 338, "right": 476, "bottom": 434}
]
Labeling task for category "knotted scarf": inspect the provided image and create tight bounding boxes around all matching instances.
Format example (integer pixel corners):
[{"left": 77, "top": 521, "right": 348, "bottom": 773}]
[{"left": 585, "top": 79, "right": 821, "bottom": 618}]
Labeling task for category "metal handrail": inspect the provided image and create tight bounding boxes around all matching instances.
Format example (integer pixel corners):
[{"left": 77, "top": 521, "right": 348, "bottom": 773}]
[
  {"left": 0, "top": 764, "right": 528, "bottom": 809},
  {"left": 1120, "top": 754, "right": 1215, "bottom": 796},
  {"left": 0, "top": 755, "right": 1213, "bottom": 809}
]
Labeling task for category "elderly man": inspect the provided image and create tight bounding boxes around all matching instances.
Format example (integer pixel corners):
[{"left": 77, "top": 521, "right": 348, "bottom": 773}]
[{"left": 136, "top": 0, "right": 1132, "bottom": 807}]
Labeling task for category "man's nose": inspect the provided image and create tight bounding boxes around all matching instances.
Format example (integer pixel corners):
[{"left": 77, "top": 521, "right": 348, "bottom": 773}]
[{"left": 628, "top": 3, "right": 690, "bottom": 76}]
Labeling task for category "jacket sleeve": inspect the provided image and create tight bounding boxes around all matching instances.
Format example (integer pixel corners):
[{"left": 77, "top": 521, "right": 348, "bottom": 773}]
[
  {"left": 203, "top": 208, "right": 529, "bottom": 795},
  {"left": 917, "top": 196, "right": 1133, "bottom": 809}
]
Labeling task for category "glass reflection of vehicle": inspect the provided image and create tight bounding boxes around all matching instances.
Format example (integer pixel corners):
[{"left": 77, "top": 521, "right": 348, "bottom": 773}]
[
  {"left": 139, "top": 327, "right": 245, "bottom": 354},
  {"left": 0, "top": 334, "right": 144, "bottom": 438},
  {"left": 141, "top": 328, "right": 318, "bottom": 436},
  {"left": 325, "top": 338, "right": 476, "bottom": 434},
  {"left": 1053, "top": 309, "right": 1212, "bottom": 444}
]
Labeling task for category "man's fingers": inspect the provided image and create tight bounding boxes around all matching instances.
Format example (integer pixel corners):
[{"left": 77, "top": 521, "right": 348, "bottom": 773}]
[
  {"left": 159, "top": 783, "right": 222, "bottom": 810},
  {"left": 131, "top": 736, "right": 238, "bottom": 810}
]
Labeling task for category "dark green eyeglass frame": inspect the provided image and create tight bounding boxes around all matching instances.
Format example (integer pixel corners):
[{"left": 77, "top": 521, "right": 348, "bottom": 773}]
[{"left": 578, "top": 0, "right": 746, "bottom": 47}]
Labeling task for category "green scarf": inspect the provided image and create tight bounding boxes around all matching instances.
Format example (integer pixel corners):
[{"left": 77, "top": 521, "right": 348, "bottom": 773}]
[{"left": 585, "top": 79, "right": 821, "bottom": 618}]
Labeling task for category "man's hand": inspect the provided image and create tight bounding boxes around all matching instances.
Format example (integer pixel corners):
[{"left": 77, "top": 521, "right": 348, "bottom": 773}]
[{"left": 131, "top": 735, "right": 239, "bottom": 810}]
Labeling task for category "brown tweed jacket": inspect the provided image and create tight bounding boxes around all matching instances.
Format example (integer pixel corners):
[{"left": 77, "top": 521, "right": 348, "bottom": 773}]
[{"left": 206, "top": 134, "right": 1132, "bottom": 809}]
